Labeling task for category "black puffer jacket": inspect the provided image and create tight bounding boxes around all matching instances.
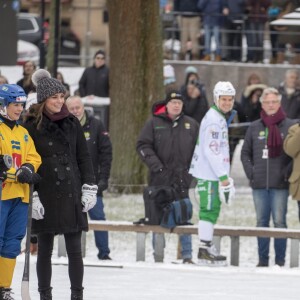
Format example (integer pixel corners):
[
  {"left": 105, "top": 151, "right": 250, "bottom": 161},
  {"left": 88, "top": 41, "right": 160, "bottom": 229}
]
[
  {"left": 24, "top": 114, "right": 95, "bottom": 234},
  {"left": 82, "top": 111, "right": 112, "bottom": 196},
  {"left": 79, "top": 65, "right": 109, "bottom": 97},
  {"left": 241, "top": 118, "right": 295, "bottom": 189},
  {"left": 136, "top": 101, "right": 199, "bottom": 198}
]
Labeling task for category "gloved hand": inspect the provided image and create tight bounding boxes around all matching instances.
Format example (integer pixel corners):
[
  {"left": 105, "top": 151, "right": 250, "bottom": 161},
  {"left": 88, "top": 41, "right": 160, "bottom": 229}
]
[
  {"left": 218, "top": 177, "right": 235, "bottom": 205},
  {"left": 81, "top": 184, "right": 98, "bottom": 212},
  {"left": 32, "top": 191, "right": 45, "bottom": 220},
  {"left": 15, "top": 164, "right": 41, "bottom": 184},
  {"left": 16, "top": 164, "right": 34, "bottom": 184},
  {"left": 98, "top": 179, "right": 108, "bottom": 193}
]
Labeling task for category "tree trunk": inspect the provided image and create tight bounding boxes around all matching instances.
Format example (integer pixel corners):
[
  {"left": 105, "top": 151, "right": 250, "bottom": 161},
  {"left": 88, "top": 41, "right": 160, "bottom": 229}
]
[{"left": 107, "top": 0, "right": 164, "bottom": 193}]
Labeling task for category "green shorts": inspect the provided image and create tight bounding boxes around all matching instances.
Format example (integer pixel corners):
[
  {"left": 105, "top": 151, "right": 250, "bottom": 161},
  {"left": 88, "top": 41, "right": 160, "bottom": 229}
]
[{"left": 197, "top": 179, "right": 221, "bottom": 224}]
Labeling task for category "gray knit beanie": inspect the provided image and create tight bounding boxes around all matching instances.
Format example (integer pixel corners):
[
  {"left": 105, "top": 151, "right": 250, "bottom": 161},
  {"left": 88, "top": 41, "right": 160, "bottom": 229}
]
[{"left": 32, "top": 69, "right": 66, "bottom": 103}]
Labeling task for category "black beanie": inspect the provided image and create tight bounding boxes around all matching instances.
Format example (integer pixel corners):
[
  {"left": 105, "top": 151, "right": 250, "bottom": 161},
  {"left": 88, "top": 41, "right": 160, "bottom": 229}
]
[
  {"left": 165, "top": 91, "right": 183, "bottom": 104},
  {"left": 32, "top": 69, "right": 66, "bottom": 103},
  {"left": 94, "top": 50, "right": 105, "bottom": 58}
]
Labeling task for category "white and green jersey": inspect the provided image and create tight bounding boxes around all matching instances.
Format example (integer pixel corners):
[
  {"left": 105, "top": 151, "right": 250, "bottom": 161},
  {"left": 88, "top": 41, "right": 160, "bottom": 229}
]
[{"left": 189, "top": 106, "right": 230, "bottom": 181}]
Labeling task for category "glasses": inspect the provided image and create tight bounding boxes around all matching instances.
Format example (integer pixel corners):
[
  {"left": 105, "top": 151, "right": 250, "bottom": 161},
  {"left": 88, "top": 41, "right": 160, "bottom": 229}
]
[
  {"left": 262, "top": 100, "right": 280, "bottom": 105},
  {"left": 95, "top": 56, "right": 105, "bottom": 60}
]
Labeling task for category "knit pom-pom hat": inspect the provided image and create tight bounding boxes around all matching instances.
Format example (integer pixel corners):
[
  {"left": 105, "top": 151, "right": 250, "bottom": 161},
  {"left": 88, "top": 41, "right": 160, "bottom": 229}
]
[{"left": 32, "top": 69, "right": 66, "bottom": 103}]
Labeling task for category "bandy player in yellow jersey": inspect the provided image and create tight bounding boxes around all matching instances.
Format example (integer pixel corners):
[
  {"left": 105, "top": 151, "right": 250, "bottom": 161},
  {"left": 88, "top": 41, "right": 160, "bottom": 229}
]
[{"left": 0, "top": 84, "right": 41, "bottom": 300}]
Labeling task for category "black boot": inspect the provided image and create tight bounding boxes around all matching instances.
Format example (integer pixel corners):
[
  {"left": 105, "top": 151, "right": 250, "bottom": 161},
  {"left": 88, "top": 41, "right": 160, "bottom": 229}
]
[
  {"left": 39, "top": 288, "right": 52, "bottom": 300},
  {"left": 0, "top": 288, "right": 15, "bottom": 300},
  {"left": 71, "top": 290, "right": 83, "bottom": 300}
]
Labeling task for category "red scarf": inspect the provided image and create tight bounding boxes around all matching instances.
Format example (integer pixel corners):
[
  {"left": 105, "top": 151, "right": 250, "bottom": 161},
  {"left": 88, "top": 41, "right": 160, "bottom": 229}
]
[
  {"left": 43, "top": 103, "right": 70, "bottom": 121},
  {"left": 260, "top": 106, "right": 286, "bottom": 158}
]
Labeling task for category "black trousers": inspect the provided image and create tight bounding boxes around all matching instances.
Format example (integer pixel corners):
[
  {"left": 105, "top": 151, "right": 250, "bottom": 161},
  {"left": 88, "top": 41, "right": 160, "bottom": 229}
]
[{"left": 37, "top": 231, "right": 84, "bottom": 292}]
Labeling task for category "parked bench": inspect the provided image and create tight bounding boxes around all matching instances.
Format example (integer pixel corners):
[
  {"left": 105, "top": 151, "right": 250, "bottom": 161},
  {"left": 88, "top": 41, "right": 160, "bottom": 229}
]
[{"left": 57, "top": 220, "right": 300, "bottom": 267}]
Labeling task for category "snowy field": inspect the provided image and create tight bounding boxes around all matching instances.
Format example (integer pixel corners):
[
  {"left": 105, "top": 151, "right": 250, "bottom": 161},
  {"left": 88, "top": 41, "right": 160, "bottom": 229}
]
[{"left": 11, "top": 142, "right": 300, "bottom": 300}]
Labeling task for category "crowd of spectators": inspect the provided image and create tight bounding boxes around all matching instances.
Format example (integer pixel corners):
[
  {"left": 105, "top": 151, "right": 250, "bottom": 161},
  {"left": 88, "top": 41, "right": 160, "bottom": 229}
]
[{"left": 163, "top": 0, "right": 300, "bottom": 64}]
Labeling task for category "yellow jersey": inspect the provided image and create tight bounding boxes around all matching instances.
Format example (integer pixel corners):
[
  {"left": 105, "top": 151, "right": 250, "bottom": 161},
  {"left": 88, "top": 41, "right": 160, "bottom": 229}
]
[{"left": 0, "top": 120, "right": 41, "bottom": 203}]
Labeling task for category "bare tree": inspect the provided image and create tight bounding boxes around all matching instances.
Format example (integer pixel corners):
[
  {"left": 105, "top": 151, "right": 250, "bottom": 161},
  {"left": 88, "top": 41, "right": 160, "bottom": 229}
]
[{"left": 107, "top": 0, "right": 164, "bottom": 192}]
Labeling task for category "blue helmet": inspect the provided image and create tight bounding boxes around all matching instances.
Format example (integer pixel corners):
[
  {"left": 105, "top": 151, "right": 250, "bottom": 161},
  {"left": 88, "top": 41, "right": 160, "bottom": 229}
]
[{"left": 0, "top": 84, "right": 27, "bottom": 107}]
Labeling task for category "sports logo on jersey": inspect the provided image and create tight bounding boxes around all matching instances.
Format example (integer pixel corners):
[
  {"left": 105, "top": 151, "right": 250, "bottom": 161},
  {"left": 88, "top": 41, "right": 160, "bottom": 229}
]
[
  {"left": 211, "top": 131, "right": 219, "bottom": 139},
  {"left": 11, "top": 140, "right": 21, "bottom": 150},
  {"left": 24, "top": 134, "right": 29, "bottom": 142},
  {"left": 209, "top": 140, "right": 220, "bottom": 154},
  {"left": 0, "top": 133, "right": 4, "bottom": 140},
  {"left": 12, "top": 153, "right": 22, "bottom": 169}
]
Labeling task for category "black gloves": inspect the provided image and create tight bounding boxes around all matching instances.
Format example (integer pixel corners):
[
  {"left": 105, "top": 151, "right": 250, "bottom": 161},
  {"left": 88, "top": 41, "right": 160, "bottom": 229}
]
[
  {"left": 98, "top": 179, "right": 108, "bottom": 193},
  {"left": 16, "top": 164, "right": 41, "bottom": 184}
]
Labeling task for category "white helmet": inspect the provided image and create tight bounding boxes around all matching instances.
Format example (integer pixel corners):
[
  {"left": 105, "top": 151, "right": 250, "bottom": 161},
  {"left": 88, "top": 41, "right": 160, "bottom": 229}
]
[{"left": 213, "top": 81, "right": 236, "bottom": 109}]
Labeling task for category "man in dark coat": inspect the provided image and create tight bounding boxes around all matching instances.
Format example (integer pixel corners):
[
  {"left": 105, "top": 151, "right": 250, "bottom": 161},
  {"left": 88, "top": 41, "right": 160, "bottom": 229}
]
[
  {"left": 66, "top": 95, "right": 113, "bottom": 261},
  {"left": 136, "top": 91, "right": 199, "bottom": 263},
  {"left": 79, "top": 50, "right": 109, "bottom": 98},
  {"left": 278, "top": 69, "right": 300, "bottom": 120},
  {"left": 241, "top": 87, "right": 295, "bottom": 268}
]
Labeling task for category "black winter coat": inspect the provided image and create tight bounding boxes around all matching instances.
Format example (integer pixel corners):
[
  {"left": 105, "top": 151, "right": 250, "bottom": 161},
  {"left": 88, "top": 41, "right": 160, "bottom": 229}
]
[
  {"left": 180, "top": 84, "right": 209, "bottom": 124},
  {"left": 79, "top": 65, "right": 109, "bottom": 97},
  {"left": 136, "top": 101, "right": 199, "bottom": 198},
  {"left": 24, "top": 114, "right": 95, "bottom": 234},
  {"left": 82, "top": 111, "right": 112, "bottom": 196},
  {"left": 241, "top": 117, "right": 295, "bottom": 189}
]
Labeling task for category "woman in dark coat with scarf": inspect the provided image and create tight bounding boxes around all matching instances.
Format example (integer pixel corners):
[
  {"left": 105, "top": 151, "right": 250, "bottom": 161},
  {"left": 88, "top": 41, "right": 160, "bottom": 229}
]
[{"left": 23, "top": 69, "right": 97, "bottom": 300}]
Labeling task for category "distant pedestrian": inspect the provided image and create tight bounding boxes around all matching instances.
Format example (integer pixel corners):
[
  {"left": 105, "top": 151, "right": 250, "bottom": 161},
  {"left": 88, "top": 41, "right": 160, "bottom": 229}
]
[{"left": 79, "top": 50, "right": 109, "bottom": 98}]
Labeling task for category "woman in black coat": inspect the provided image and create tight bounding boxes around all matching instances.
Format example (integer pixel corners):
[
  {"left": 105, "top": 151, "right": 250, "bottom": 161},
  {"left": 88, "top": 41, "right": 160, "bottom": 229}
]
[{"left": 23, "top": 69, "right": 97, "bottom": 300}]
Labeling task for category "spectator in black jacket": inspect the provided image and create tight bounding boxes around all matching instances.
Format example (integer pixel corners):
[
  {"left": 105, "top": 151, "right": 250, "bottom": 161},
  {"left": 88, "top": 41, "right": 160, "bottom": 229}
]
[
  {"left": 136, "top": 91, "right": 199, "bottom": 263},
  {"left": 241, "top": 87, "right": 295, "bottom": 268},
  {"left": 79, "top": 50, "right": 109, "bottom": 98},
  {"left": 180, "top": 66, "right": 209, "bottom": 124},
  {"left": 66, "top": 95, "right": 113, "bottom": 260},
  {"left": 278, "top": 69, "right": 300, "bottom": 120},
  {"left": 16, "top": 60, "right": 36, "bottom": 95}
]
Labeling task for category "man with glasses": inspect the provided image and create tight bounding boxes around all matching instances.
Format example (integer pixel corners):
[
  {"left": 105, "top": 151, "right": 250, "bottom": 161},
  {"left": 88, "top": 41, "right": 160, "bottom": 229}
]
[
  {"left": 136, "top": 91, "right": 199, "bottom": 263},
  {"left": 79, "top": 50, "right": 109, "bottom": 98},
  {"left": 241, "top": 87, "right": 295, "bottom": 267}
]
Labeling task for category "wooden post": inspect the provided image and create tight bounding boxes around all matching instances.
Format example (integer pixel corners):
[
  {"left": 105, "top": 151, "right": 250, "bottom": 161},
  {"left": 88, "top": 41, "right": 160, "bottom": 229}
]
[
  {"left": 136, "top": 232, "right": 147, "bottom": 261},
  {"left": 290, "top": 239, "right": 299, "bottom": 268},
  {"left": 230, "top": 236, "right": 240, "bottom": 266}
]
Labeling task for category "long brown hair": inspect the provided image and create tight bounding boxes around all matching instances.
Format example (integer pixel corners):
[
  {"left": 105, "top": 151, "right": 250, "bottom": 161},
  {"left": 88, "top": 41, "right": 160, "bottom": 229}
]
[{"left": 23, "top": 102, "right": 46, "bottom": 130}]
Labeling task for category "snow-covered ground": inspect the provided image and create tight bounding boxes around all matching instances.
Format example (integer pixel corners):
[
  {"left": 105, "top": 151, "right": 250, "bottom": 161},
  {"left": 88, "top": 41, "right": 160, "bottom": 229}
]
[
  {"left": 2, "top": 66, "right": 299, "bottom": 299},
  {"left": 11, "top": 142, "right": 300, "bottom": 300}
]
